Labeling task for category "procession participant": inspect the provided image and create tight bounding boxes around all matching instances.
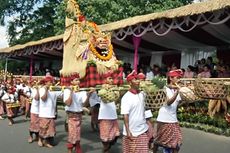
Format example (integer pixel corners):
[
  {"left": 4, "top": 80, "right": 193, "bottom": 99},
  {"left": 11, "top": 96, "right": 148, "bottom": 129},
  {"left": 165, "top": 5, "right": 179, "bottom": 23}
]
[
  {"left": 0, "top": 86, "right": 5, "bottom": 120},
  {"left": 153, "top": 69, "right": 183, "bottom": 153},
  {"left": 1, "top": 85, "right": 17, "bottom": 125},
  {"left": 121, "top": 70, "right": 149, "bottom": 153},
  {"left": 15, "top": 78, "right": 25, "bottom": 115},
  {"left": 23, "top": 80, "right": 33, "bottom": 120},
  {"left": 98, "top": 73, "right": 120, "bottom": 153},
  {"left": 89, "top": 90, "right": 100, "bottom": 131},
  {"left": 38, "top": 76, "right": 62, "bottom": 148},
  {"left": 64, "top": 77, "right": 94, "bottom": 153},
  {"left": 28, "top": 79, "right": 40, "bottom": 143}
]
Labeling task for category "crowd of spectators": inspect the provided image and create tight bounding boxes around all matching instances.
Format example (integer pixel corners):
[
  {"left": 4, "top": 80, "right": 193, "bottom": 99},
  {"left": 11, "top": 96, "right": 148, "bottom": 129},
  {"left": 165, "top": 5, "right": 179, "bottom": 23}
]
[
  {"left": 9, "top": 56, "right": 230, "bottom": 79},
  {"left": 14, "top": 67, "right": 60, "bottom": 77},
  {"left": 183, "top": 57, "right": 230, "bottom": 78},
  {"left": 123, "top": 56, "right": 230, "bottom": 79}
]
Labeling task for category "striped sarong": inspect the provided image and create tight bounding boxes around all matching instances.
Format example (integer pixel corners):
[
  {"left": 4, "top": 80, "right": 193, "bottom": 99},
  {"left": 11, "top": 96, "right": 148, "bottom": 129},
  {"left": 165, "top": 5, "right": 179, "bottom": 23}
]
[
  {"left": 154, "top": 122, "right": 182, "bottom": 149},
  {"left": 122, "top": 132, "right": 149, "bottom": 153},
  {"left": 39, "top": 118, "right": 56, "bottom": 138},
  {"left": 29, "top": 113, "right": 40, "bottom": 133},
  {"left": 99, "top": 119, "right": 120, "bottom": 142},
  {"left": 67, "top": 112, "right": 82, "bottom": 144}
]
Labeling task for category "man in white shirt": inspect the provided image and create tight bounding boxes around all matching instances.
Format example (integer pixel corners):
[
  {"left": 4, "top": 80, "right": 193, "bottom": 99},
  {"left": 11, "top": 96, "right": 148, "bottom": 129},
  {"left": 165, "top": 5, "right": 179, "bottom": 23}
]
[
  {"left": 15, "top": 78, "right": 26, "bottom": 115},
  {"left": 1, "top": 85, "right": 16, "bottom": 126},
  {"left": 23, "top": 80, "right": 32, "bottom": 120},
  {"left": 28, "top": 79, "right": 40, "bottom": 143},
  {"left": 38, "top": 76, "right": 62, "bottom": 148},
  {"left": 153, "top": 69, "right": 183, "bottom": 153},
  {"left": 121, "top": 70, "right": 149, "bottom": 153},
  {"left": 63, "top": 77, "right": 93, "bottom": 153},
  {"left": 98, "top": 73, "right": 120, "bottom": 153}
]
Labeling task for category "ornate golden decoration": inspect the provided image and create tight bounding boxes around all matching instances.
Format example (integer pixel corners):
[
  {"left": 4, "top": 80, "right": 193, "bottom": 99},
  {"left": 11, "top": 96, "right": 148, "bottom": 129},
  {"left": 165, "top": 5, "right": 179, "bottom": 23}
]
[{"left": 89, "top": 43, "right": 113, "bottom": 61}]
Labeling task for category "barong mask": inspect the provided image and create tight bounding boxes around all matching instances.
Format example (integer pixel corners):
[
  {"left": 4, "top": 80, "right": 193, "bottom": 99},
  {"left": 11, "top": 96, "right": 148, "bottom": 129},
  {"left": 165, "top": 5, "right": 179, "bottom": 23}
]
[{"left": 88, "top": 31, "right": 113, "bottom": 61}]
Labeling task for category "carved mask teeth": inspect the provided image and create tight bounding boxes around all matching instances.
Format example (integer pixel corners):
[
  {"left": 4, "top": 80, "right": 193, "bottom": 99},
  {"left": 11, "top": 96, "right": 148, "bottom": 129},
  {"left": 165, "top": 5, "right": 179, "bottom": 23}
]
[{"left": 101, "top": 50, "right": 108, "bottom": 56}]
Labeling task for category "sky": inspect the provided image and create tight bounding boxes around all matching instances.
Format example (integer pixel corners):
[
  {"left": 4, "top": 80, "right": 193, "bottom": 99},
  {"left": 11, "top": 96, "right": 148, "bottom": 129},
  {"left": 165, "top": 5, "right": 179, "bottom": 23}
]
[{"left": 0, "top": 26, "right": 8, "bottom": 49}]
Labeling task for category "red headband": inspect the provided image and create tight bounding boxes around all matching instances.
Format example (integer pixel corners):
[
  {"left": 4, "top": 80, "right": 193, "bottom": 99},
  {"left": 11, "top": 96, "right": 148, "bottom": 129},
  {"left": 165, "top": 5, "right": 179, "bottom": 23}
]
[
  {"left": 43, "top": 76, "right": 54, "bottom": 83},
  {"left": 126, "top": 70, "right": 137, "bottom": 82},
  {"left": 168, "top": 69, "right": 183, "bottom": 77},
  {"left": 137, "top": 73, "right": 146, "bottom": 80}
]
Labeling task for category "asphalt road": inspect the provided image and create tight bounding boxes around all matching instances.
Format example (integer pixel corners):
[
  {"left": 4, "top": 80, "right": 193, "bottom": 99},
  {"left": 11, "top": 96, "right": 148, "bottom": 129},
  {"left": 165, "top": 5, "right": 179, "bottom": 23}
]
[{"left": 0, "top": 110, "right": 230, "bottom": 153}]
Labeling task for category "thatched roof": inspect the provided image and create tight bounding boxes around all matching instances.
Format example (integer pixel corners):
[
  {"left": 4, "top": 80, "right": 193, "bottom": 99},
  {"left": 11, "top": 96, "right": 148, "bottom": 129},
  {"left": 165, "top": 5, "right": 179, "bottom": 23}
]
[
  {"left": 100, "top": 0, "right": 230, "bottom": 31},
  {"left": 0, "top": 35, "right": 63, "bottom": 54},
  {"left": 0, "top": 0, "right": 229, "bottom": 54}
]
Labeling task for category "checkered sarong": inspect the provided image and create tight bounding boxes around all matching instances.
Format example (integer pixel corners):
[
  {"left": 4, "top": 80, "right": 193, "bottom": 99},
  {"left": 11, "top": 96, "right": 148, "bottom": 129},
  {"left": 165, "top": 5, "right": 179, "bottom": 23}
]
[
  {"left": 29, "top": 113, "right": 40, "bottom": 133},
  {"left": 99, "top": 120, "right": 120, "bottom": 142},
  {"left": 39, "top": 118, "right": 56, "bottom": 138},
  {"left": 67, "top": 113, "right": 82, "bottom": 144},
  {"left": 122, "top": 132, "right": 149, "bottom": 153},
  {"left": 154, "top": 122, "right": 182, "bottom": 149}
]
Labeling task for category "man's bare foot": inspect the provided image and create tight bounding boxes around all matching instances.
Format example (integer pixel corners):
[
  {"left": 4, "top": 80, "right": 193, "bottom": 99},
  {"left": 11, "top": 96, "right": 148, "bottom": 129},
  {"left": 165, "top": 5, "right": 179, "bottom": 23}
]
[
  {"left": 28, "top": 137, "right": 33, "bottom": 143},
  {"left": 0, "top": 116, "right": 4, "bottom": 120},
  {"left": 38, "top": 140, "right": 43, "bottom": 147},
  {"left": 8, "top": 122, "right": 13, "bottom": 126},
  {"left": 44, "top": 143, "right": 54, "bottom": 148}
]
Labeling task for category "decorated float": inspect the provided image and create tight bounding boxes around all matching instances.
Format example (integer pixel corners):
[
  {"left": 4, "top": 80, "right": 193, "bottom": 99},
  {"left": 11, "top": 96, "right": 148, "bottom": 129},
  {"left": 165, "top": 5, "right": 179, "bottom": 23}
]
[{"left": 59, "top": 0, "right": 123, "bottom": 87}]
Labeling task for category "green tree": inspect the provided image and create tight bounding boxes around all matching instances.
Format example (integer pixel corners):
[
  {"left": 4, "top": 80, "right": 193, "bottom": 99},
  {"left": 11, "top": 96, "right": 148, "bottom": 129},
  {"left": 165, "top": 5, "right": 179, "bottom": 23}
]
[
  {"left": 0, "top": 0, "right": 62, "bottom": 46},
  {"left": 1, "top": 0, "right": 193, "bottom": 46}
]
